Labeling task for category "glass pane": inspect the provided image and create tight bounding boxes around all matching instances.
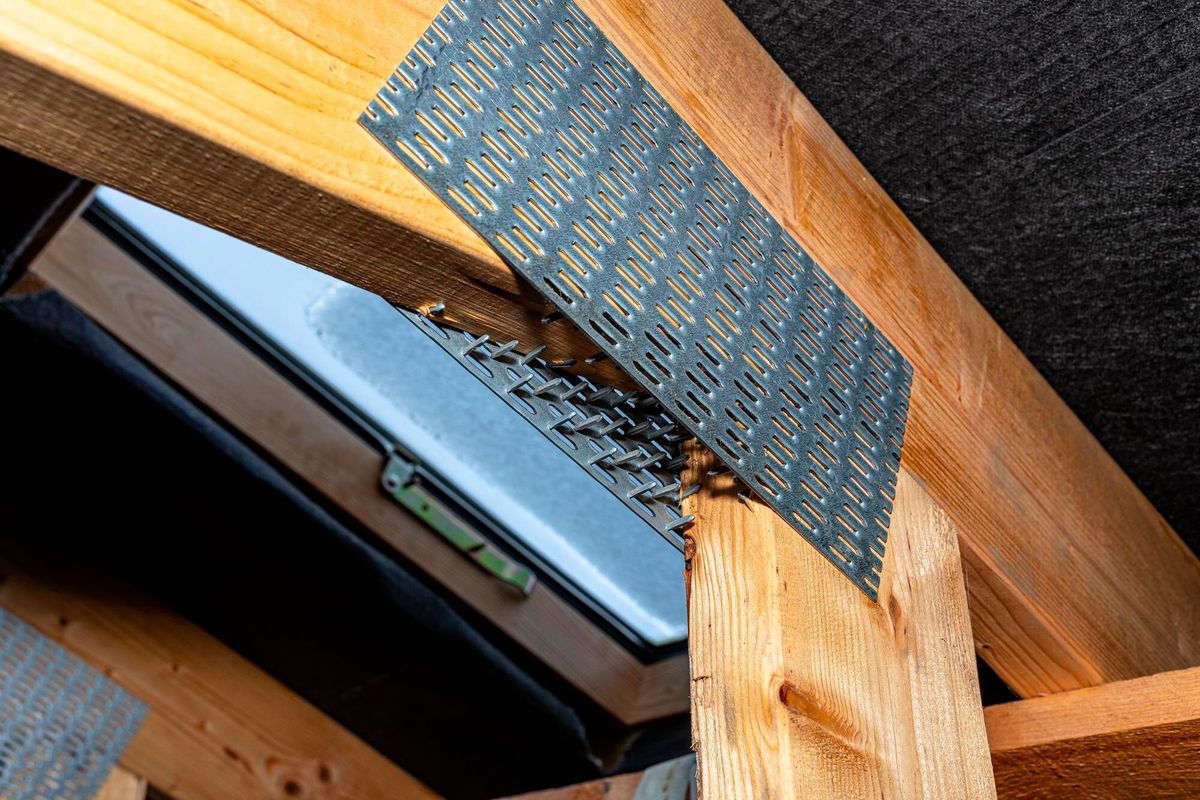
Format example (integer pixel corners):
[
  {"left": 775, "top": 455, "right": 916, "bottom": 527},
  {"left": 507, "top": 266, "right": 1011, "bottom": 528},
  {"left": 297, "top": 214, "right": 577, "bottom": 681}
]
[{"left": 97, "top": 189, "right": 687, "bottom": 646}]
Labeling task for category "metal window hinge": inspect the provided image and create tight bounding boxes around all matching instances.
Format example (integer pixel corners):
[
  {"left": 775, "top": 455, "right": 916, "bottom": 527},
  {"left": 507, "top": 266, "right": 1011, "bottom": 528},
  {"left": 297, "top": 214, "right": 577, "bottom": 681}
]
[{"left": 380, "top": 451, "right": 537, "bottom": 596}]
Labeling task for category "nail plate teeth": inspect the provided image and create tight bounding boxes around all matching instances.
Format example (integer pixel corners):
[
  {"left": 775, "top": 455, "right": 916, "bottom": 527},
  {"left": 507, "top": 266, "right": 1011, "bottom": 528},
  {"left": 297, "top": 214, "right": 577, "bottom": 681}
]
[
  {"left": 492, "top": 339, "right": 519, "bottom": 358},
  {"left": 611, "top": 450, "right": 643, "bottom": 466},
  {"left": 587, "top": 386, "right": 615, "bottom": 404},
  {"left": 596, "top": 418, "right": 625, "bottom": 436},
  {"left": 587, "top": 445, "right": 619, "bottom": 466},
  {"left": 665, "top": 515, "right": 695, "bottom": 532},
  {"left": 651, "top": 482, "right": 681, "bottom": 500},
  {"left": 506, "top": 373, "right": 534, "bottom": 393},
  {"left": 635, "top": 451, "right": 667, "bottom": 470},
  {"left": 574, "top": 413, "right": 605, "bottom": 432},
  {"left": 627, "top": 481, "right": 657, "bottom": 499},
  {"left": 532, "top": 377, "right": 566, "bottom": 396},
  {"left": 461, "top": 334, "right": 490, "bottom": 356},
  {"left": 624, "top": 419, "right": 652, "bottom": 437},
  {"left": 518, "top": 344, "right": 547, "bottom": 365},
  {"left": 547, "top": 411, "right": 578, "bottom": 430},
  {"left": 558, "top": 383, "right": 588, "bottom": 402}
]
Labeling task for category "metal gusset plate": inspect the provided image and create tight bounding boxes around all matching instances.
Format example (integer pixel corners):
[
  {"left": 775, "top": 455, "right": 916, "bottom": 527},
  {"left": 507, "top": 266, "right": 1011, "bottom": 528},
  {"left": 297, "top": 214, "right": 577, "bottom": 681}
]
[
  {"left": 0, "top": 608, "right": 147, "bottom": 800},
  {"left": 361, "top": 0, "right": 912, "bottom": 598},
  {"left": 403, "top": 309, "right": 692, "bottom": 550}
]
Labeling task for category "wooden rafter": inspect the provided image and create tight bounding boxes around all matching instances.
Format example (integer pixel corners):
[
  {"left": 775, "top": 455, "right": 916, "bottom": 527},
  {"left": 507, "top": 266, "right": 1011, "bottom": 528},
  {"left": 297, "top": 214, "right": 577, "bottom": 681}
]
[{"left": 1, "top": 0, "right": 1195, "bottom": 699}]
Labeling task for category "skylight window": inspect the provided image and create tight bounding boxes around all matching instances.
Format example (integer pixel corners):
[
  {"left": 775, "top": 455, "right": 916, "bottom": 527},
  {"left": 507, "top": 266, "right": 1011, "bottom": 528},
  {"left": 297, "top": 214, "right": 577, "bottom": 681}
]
[{"left": 97, "top": 189, "right": 687, "bottom": 647}]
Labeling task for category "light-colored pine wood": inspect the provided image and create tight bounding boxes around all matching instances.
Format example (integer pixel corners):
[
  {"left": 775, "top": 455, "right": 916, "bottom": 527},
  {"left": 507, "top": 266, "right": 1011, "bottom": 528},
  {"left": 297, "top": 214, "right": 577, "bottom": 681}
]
[
  {"left": 30, "top": 219, "right": 689, "bottom": 725},
  {"left": 686, "top": 458, "right": 997, "bottom": 799},
  {"left": 0, "top": 545, "right": 436, "bottom": 800},
  {"left": 95, "top": 767, "right": 148, "bottom": 800},
  {"left": 504, "top": 666, "right": 1200, "bottom": 800},
  {"left": 985, "top": 666, "right": 1200, "bottom": 800},
  {"left": 501, "top": 772, "right": 643, "bottom": 800},
  {"left": 1, "top": 0, "right": 1195, "bottom": 698}
]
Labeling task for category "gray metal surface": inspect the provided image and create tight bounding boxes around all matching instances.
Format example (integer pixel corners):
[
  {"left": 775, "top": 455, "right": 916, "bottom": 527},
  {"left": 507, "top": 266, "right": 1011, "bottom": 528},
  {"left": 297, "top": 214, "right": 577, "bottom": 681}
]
[
  {"left": 632, "top": 754, "right": 696, "bottom": 800},
  {"left": 0, "top": 608, "right": 147, "bottom": 800},
  {"left": 361, "top": 0, "right": 912, "bottom": 598},
  {"left": 404, "top": 309, "right": 691, "bottom": 550}
]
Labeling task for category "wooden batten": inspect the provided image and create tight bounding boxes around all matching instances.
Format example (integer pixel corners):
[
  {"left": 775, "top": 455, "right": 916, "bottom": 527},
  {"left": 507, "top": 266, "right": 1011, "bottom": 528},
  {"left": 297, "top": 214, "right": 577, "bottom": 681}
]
[{"left": 986, "top": 666, "right": 1200, "bottom": 800}]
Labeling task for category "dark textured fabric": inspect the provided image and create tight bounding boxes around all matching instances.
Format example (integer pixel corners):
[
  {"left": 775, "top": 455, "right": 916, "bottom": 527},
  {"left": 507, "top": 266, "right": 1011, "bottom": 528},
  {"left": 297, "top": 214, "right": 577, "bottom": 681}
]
[
  {"left": 726, "top": 0, "right": 1200, "bottom": 545},
  {"left": 0, "top": 150, "right": 88, "bottom": 292}
]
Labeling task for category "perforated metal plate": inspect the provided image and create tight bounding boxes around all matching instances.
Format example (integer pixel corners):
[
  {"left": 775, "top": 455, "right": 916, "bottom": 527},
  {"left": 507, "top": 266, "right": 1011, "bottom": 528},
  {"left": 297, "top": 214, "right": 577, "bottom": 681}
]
[
  {"left": 0, "top": 608, "right": 147, "bottom": 800},
  {"left": 403, "top": 309, "right": 692, "bottom": 549},
  {"left": 361, "top": 0, "right": 912, "bottom": 598}
]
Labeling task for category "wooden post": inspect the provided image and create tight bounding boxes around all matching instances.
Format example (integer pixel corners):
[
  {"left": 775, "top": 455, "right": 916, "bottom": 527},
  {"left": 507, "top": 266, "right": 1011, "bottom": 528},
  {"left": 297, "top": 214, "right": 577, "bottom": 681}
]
[{"left": 687, "top": 447, "right": 996, "bottom": 799}]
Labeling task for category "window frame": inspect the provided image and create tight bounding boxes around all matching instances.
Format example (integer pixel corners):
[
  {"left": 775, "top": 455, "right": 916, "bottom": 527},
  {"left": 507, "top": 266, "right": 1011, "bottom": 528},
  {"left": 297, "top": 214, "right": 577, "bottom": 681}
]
[{"left": 29, "top": 208, "right": 690, "bottom": 725}]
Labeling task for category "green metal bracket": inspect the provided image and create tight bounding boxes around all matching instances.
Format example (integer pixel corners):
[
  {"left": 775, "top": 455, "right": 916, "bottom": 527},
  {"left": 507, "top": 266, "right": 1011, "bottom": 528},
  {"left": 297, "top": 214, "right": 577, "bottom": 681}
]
[{"left": 380, "top": 452, "right": 537, "bottom": 596}]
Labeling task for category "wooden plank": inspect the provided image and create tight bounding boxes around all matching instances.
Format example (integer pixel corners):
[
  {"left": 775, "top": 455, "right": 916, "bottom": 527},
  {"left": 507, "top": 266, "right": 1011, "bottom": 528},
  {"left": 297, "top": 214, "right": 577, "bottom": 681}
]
[
  {"left": 96, "top": 767, "right": 148, "bottom": 800},
  {"left": 0, "top": 542, "right": 437, "bottom": 800},
  {"left": 686, "top": 457, "right": 997, "bottom": 798},
  {"left": 500, "top": 771, "right": 644, "bottom": 800},
  {"left": 1, "top": 0, "right": 1195, "bottom": 698},
  {"left": 30, "top": 218, "right": 689, "bottom": 725},
  {"left": 507, "top": 782, "right": 639, "bottom": 800},
  {"left": 985, "top": 666, "right": 1200, "bottom": 800},
  {"left": 508, "top": 665, "right": 1200, "bottom": 799},
  {"left": 500, "top": 756, "right": 693, "bottom": 800}
]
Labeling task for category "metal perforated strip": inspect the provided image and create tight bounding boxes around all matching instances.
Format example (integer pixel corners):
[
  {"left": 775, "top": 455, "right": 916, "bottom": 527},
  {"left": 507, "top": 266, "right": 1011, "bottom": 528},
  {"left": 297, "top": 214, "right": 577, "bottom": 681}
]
[
  {"left": 403, "top": 309, "right": 691, "bottom": 549},
  {"left": 361, "top": 0, "right": 912, "bottom": 598},
  {"left": 0, "top": 608, "right": 147, "bottom": 800}
]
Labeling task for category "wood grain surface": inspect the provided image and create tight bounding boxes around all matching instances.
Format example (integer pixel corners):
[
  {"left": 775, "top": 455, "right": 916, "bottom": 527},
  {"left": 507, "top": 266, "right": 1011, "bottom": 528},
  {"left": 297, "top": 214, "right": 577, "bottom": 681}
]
[
  {"left": 686, "top": 458, "right": 996, "bottom": 798},
  {"left": 987, "top": 666, "right": 1200, "bottom": 800}
]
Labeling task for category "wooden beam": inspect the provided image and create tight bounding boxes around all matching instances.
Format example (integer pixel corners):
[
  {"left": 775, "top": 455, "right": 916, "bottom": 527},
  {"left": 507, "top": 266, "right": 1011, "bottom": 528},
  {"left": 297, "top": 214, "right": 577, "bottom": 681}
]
[
  {"left": 96, "top": 767, "right": 148, "bottom": 800},
  {"left": 686, "top": 458, "right": 997, "bottom": 798},
  {"left": 30, "top": 218, "right": 689, "bottom": 725},
  {"left": 986, "top": 666, "right": 1200, "bottom": 800},
  {"left": 0, "top": 541, "right": 436, "bottom": 800},
  {"left": 508, "top": 666, "right": 1200, "bottom": 799},
  {"left": 501, "top": 769, "right": 660, "bottom": 800},
  {"left": 1, "top": 0, "right": 1195, "bottom": 698},
  {"left": 500, "top": 756, "right": 694, "bottom": 800}
]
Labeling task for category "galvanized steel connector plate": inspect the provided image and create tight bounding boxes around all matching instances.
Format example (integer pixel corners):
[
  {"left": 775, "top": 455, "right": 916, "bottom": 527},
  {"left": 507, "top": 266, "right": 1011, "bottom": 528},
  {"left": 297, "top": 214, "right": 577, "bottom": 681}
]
[
  {"left": 361, "top": 0, "right": 912, "bottom": 599},
  {"left": 0, "top": 609, "right": 146, "bottom": 800}
]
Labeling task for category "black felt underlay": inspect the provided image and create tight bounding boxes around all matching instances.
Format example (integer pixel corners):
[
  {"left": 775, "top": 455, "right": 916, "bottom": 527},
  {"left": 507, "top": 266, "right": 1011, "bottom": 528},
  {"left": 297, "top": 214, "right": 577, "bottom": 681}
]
[{"left": 725, "top": 0, "right": 1200, "bottom": 547}]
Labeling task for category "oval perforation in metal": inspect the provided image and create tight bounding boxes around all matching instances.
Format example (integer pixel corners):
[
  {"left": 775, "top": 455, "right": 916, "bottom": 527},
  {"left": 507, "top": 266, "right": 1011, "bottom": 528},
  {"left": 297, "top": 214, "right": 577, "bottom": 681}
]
[{"left": 361, "top": 0, "right": 912, "bottom": 599}]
